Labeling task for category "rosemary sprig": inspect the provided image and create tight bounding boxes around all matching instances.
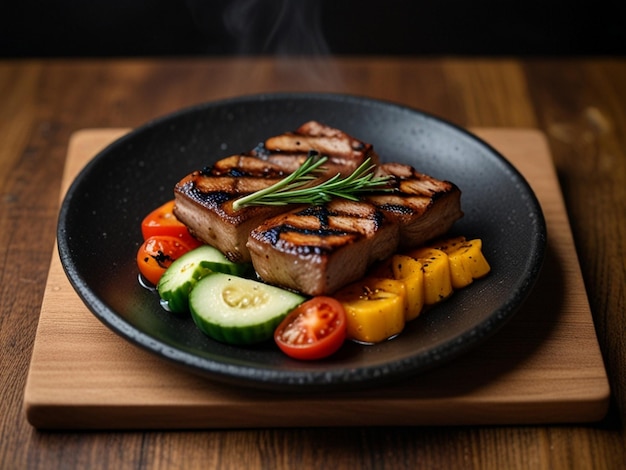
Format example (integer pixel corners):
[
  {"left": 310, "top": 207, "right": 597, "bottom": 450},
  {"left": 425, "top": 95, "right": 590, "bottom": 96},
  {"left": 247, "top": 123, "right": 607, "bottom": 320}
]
[{"left": 232, "top": 152, "right": 393, "bottom": 210}]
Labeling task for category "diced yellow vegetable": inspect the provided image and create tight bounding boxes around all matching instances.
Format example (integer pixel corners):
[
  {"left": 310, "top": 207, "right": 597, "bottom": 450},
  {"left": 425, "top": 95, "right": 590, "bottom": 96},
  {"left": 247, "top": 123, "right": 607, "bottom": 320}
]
[
  {"left": 432, "top": 237, "right": 491, "bottom": 289},
  {"left": 390, "top": 254, "right": 424, "bottom": 321},
  {"left": 432, "top": 236, "right": 472, "bottom": 289},
  {"left": 333, "top": 235, "right": 490, "bottom": 344},
  {"left": 446, "top": 252, "right": 474, "bottom": 289},
  {"left": 335, "top": 277, "right": 406, "bottom": 344},
  {"left": 447, "top": 239, "right": 491, "bottom": 288},
  {"left": 407, "top": 247, "right": 453, "bottom": 305}
]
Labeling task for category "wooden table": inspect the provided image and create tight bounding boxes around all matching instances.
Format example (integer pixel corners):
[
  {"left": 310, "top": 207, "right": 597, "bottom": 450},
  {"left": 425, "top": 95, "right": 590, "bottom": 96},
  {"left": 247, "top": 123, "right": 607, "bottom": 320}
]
[{"left": 1, "top": 57, "right": 625, "bottom": 468}]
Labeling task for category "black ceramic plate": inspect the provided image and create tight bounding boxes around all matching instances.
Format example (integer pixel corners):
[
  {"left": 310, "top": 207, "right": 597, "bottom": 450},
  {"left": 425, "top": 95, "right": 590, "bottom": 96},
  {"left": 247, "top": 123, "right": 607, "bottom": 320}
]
[{"left": 58, "top": 93, "right": 546, "bottom": 391}]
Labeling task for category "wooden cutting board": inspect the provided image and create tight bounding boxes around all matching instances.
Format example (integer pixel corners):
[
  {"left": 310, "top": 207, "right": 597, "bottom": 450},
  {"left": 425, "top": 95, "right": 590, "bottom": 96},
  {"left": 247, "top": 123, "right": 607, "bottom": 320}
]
[{"left": 23, "top": 128, "right": 610, "bottom": 430}]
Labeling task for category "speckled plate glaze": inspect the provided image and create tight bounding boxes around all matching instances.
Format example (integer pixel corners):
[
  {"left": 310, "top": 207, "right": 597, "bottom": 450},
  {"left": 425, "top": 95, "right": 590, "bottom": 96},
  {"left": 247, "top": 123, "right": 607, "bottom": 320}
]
[{"left": 57, "top": 93, "right": 546, "bottom": 391}]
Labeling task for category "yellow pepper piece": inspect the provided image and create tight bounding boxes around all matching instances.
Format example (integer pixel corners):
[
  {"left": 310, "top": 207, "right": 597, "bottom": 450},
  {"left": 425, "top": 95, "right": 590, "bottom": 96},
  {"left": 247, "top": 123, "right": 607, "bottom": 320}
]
[
  {"left": 431, "top": 236, "right": 472, "bottom": 289},
  {"left": 390, "top": 254, "right": 424, "bottom": 321},
  {"left": 432, "top": 236, "right": 491, "bottom": 288},
  {"left": 335, "top": 277, "right": 406, "bottom": 344},
  {"left": 446, "top": 253, "right": 474, "bottom": 289},
  {"left": 407, "top": 247, "right": 453, "bottom": 305},
  {"left": 446, "top": 239, "right": 491, "bottom": 288}
]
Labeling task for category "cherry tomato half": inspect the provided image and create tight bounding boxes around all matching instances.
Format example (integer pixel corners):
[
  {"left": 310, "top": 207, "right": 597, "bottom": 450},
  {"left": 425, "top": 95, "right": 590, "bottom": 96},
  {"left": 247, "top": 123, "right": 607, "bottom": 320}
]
[
  {"left": 141, "top": 200, "right": 202, "bottom": 249},
  {"left": 136, "top": 235, "right": 194, "bottom": 285},
  {"left": 274, "top": 297, "right": 347, "bottom": 360}
]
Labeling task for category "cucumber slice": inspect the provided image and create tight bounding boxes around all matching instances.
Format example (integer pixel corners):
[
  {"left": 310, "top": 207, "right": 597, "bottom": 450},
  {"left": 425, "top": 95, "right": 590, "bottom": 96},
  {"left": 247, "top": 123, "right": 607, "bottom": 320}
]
[
  {"left": 189, "top": 273, "right": 306, "bottom": 345},
  {"left": 157, "top": 245, "right": 251, "bottom": 313}
]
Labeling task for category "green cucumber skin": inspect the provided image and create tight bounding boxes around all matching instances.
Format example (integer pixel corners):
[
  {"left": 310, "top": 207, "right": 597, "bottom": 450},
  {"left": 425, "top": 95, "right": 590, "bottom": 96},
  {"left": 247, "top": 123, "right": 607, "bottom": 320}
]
[
  {"left": 157, "top": 245, "right": 251, "bottom": 313},
  {"left": 193, "top": 314, "right": 282, "bottom": 345},
  {"left": 189, "top": 273, "right": 305, "bottom": 345},
  {"left": 159, "top": 270, "right": 210, "bottom": 314}
]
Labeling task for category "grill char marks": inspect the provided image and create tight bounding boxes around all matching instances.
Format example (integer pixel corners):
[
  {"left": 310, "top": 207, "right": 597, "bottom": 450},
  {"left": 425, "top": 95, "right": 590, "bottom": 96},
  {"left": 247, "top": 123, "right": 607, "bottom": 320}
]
[
  {"left": 366, "top": 162, "right": 463, "bottom": 249},
  {"left": 247, "top": 163, "right": 463, "bottom": 296},
  {"left": 253, "top": 120, "right": 379, "bottom": 176},
  {"left": 174, "top": 156, "right": 292, "bottom": 263},
  {"left": 173, "top": 122, "right": 463, "bottom": 295},
  {"left": 173, "top": 121, "right": 377, "bottom": 263},
  {"left": 247, "top": 200, "right": 399, "bottom": 296}
]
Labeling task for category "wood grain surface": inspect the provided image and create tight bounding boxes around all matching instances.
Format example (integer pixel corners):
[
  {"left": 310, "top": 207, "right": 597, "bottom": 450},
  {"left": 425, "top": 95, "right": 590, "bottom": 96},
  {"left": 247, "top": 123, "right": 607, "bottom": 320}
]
[
  {"left": 1, "top": 58, "right": 625, "bottom": 469},
  {"left": 22, "top": 127, "right": 609, "bottom": 430}
]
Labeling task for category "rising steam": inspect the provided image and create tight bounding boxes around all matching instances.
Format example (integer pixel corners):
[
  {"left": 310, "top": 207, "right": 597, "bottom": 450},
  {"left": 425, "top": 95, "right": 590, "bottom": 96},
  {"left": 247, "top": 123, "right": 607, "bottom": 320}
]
[{"left": 221, "top": 0, "right": 330, "bottom": 55}]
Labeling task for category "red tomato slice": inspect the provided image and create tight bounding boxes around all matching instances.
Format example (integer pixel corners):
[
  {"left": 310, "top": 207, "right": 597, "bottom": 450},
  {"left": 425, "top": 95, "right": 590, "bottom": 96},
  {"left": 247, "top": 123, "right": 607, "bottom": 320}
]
[
  {"left": 136, "top": 235, "right": 193, "bottom": 285},
  {"left": 274, "top": 297, "right": 347, "bottom": 360},
  {"left": 141, "top": 200, "right": 202, "bottom": 249}
]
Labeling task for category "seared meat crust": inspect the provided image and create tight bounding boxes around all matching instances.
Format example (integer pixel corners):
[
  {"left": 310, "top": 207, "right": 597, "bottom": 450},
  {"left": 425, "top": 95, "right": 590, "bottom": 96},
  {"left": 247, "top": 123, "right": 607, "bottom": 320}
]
[
  {"left": 247, "top": 200, "right": 399, "bottom": 296},
  {"left": 173, "top": 156, "right": 292, "bottom": 262},
  {"left": 173, "top": 122, "right": 463, "bottom": 294},
  {"left": 367, "top": 163, "right": 463, "bottom": 249},
  {"left": 173, "top": 121, "right": 378, "bottom": 262}
]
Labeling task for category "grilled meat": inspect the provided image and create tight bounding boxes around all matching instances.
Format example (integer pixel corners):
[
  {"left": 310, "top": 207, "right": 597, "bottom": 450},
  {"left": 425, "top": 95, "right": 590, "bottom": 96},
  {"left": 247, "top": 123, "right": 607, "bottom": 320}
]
[
  {"left": 247, "top": 200, "right": 399, "bottom": 296},
  {"left": 173, "top": 121, "right": 378, "bottom": 262},
  {"left": 246, "top": 163, "right": 463, "bottom": 295},
  {"left": 173, "top": 156, "right": 293, "bottom": 263},
  {"left": 255, "top": 120, "right": 379, "bottom": 174},
  {"left": 367, "top": 163, "right": 463, "bottom": 249},
  {"left": 173, "top": 121, "right": 463, "bottom": 295}
]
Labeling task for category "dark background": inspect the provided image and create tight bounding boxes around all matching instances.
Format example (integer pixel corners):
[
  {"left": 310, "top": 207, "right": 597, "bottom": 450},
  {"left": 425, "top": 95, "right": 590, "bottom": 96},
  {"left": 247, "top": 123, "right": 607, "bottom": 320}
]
[{"left": 1, "top": 0, "right": 625, "bottom": 57}]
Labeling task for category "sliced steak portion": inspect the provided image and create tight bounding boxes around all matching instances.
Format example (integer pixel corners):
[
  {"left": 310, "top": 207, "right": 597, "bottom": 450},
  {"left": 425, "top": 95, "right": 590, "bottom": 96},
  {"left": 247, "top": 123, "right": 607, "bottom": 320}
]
[
  {"left": 173, "top": 121, "right": 378, "bottom": 263},
  {"left": 247, "top": 200, "right": 399, "bottom": 296},
  {"left": 174, "top": 122, "right": 463, "bottom": 295},
  {"left": 174, "top": 156, "right": 293, "bottom": 263},
  {"left": 366, "top": 163, "right": 463, "bottom": 249},
  {"left": 247, "top": 162, "right": 463, "bottom": 295},
  {"left": 253, "top": 120, "right": 379, "bottom": 176}
]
